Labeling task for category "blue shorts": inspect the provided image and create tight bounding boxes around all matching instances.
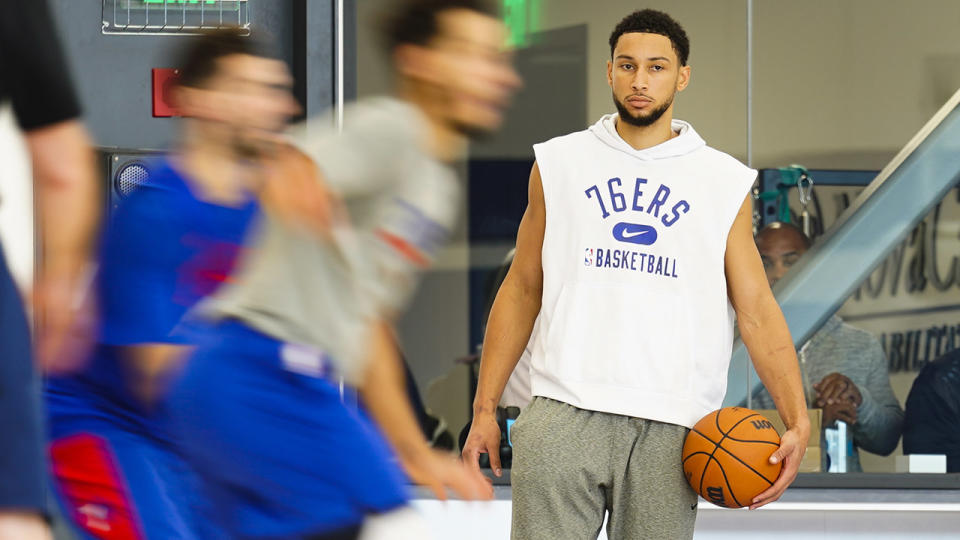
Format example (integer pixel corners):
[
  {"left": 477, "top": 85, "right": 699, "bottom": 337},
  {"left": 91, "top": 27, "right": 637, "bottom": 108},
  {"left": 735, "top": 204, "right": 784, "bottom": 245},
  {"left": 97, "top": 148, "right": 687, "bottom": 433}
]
[
  {"left": 166, "top": 320, "right": 409, "bottom": 539},
  {"left": 0, "top": 250, "right": 46, "bottom": 514},
  {"left": 47, "top": 397, "right": 200, "bottom": 540}
]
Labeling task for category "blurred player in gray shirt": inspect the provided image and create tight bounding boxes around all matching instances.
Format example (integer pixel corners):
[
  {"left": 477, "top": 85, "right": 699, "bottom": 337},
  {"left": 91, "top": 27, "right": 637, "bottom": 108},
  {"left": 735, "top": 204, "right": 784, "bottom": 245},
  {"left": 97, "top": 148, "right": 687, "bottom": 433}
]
[{"left": 167, "top": 1, "right": 520, "bottom": 538}]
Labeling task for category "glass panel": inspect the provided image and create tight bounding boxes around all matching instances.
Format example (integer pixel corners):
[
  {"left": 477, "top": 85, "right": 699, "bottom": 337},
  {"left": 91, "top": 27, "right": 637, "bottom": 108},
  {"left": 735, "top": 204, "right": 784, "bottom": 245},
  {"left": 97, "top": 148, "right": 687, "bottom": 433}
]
[
  {"left": 752, "top": 0, "right": 960, "bottom": 171},
  {"left": 742, "top": 0, "right": 960, "bottom": 475},
  {"left": 355, "top": 0, "right": 960, "bottom": 481}
]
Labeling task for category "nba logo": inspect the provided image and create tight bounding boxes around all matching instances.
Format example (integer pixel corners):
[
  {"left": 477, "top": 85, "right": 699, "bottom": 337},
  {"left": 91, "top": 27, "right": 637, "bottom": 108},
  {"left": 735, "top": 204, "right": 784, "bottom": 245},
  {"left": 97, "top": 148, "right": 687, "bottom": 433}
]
[{"left": 584, "top": 248, "right": 593, "bottom": 266}]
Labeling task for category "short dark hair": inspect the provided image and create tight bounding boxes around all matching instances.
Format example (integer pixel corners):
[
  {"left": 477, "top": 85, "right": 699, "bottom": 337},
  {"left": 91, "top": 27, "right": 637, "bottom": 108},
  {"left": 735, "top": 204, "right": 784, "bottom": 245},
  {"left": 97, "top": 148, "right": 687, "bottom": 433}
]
[
  {"left": 381, "top": 0, "right": 497, "bottom": 53},
  {"left": 609, "top": 9, "right": 690, "bottom": 66},
  {"left": 757, "top": 221, "right": 812, "bottom": 250},
  {"left": 175, "top": 28, "right": 273, "bottom": 89}
]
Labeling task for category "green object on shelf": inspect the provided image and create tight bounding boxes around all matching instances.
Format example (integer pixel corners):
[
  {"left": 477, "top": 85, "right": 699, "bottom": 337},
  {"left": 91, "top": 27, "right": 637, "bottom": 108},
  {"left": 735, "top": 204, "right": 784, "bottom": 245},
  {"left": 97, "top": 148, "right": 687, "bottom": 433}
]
[{"left": 757, "top": 164, "right": 810, "bottom": 224}]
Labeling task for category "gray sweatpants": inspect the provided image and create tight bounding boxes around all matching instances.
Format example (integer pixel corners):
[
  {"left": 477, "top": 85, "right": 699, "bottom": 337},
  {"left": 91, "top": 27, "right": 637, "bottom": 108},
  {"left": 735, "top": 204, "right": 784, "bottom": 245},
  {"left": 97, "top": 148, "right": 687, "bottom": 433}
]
[{"left": 511, "top": 397, "right": 698, "bottom": 540}]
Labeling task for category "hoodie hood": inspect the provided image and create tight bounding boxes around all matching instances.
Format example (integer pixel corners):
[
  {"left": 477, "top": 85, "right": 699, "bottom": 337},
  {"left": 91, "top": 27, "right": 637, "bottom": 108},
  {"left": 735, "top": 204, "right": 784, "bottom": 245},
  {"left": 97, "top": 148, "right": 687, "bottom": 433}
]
[{"left": 588, "top": 113, "right": 705, "bottom": 161}]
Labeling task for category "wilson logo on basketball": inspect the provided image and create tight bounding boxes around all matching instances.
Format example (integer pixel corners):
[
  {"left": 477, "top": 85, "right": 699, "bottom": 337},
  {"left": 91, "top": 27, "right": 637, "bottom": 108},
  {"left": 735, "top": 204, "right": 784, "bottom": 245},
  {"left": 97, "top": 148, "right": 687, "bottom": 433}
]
[
  {"left": 706, "top": 486, "right": 725, "bottom": 506},
  {"left": 750, "top": 419, "right": 774, "bottom": 430}
]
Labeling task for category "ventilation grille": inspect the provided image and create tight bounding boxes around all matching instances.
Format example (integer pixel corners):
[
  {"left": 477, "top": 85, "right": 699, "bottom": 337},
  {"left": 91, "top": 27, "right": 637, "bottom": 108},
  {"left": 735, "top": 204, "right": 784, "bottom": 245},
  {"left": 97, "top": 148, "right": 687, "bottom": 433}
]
[{"left": 102, "top": 0, "right": 250, "bottom": 35}]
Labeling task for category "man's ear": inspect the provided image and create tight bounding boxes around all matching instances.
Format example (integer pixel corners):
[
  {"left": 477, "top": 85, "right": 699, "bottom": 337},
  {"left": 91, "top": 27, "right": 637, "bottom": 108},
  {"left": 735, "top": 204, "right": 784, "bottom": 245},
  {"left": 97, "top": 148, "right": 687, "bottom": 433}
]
[
  {"left": 606, "top": 60, "right": 614, "bottom": 89},
  {"left": 677, "top": 64, "right": 691, "bottom": 92}
]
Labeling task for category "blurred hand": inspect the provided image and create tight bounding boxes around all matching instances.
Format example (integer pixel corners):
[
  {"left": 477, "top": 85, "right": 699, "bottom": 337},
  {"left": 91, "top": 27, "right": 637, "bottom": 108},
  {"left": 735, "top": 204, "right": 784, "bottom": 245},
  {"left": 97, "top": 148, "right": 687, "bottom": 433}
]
[
  {"left": 0, "top": 511, "right": 52, "bottom": 540},
  {"left": 814, "top": 372, "right": 862, "bottom": 408},
  {"left": 750, "top": 421, "right": 810, "bottom": 510},
  {"left": 461, "top": 412, "right": 503, "bottom": 476},
  {"left": 257, "top": 144, "right": 342, "bottom": 236},
  {"left": 402, "top": 448, "right": 492, "bottom": 501},
  {"left": 32, "top": 263, "right": 96, "bottom": 374}
]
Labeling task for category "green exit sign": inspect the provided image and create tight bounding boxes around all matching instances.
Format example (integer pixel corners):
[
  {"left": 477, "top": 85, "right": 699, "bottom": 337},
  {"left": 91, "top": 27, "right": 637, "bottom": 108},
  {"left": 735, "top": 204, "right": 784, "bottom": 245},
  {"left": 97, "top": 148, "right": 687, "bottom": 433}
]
[{"left": 503, "top": 0, "right": 541, "bottom": 48}]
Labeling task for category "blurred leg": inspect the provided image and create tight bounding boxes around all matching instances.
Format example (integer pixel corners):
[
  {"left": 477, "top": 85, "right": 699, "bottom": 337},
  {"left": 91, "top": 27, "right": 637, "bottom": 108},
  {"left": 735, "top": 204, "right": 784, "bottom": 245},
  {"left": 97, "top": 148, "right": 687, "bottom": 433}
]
[
  {"left": 49, "top": 430, "right": 198, "bottom": 540},
  {"left": 167, "top": 322, "right": 409, "bottom": 539},
  {"left": 0, "top": 251, "right": 48, "bottom": 533}
]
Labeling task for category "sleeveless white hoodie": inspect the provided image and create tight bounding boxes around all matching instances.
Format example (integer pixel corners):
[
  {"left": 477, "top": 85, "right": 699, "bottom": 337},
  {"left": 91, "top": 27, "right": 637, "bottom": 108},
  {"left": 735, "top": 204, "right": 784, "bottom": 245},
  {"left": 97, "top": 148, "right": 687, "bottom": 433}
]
[{"left": 530, "top": 115, "right": 756, "bottom": 428}]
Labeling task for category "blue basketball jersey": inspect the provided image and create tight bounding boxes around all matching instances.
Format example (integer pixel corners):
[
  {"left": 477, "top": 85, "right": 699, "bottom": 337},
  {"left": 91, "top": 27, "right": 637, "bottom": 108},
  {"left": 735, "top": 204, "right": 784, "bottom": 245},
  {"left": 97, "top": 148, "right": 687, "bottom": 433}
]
[{"left": 45, "top": 159, "right": 259, "bottom": 438}]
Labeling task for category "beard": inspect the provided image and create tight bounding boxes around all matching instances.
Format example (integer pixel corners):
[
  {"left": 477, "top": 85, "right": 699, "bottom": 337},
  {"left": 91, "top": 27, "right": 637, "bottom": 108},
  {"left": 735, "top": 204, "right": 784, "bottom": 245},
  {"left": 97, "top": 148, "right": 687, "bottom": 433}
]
[
  {"left": 612, "top": 91, "right": 674, "bottom": 127},
  {"left": 231, "top": 132, "right": 269, "bottom": 161},
  {"left": 450, "top": 119, "right": 498, "bottom": 141}
]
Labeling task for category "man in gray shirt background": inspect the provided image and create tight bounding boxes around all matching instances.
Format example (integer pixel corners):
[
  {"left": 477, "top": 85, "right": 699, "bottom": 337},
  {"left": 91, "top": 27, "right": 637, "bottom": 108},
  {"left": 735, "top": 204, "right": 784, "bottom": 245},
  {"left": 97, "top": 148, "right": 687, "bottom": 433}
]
[{"left": 751, "top": 222, "right": 904, "bottom": 472}]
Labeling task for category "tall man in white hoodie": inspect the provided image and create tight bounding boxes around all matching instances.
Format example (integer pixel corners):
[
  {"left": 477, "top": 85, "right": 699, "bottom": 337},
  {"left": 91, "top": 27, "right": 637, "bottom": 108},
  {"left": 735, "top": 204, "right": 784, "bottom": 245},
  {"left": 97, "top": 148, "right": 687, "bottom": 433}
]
[{"left": 462, "top": 9, "right": 810, "bottom": 539}]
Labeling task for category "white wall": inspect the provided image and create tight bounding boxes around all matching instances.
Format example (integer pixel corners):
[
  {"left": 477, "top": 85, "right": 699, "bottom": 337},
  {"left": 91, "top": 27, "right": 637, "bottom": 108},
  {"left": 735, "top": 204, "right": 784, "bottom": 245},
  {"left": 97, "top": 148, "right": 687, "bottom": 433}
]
[{"left": 752, "top": 0, "right": 960, "bottom": 169}]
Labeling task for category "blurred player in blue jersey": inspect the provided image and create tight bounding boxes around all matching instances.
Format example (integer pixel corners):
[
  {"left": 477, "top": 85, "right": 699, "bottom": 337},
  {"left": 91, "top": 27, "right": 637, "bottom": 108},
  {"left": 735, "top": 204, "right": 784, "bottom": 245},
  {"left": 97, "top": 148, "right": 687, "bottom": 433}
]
[
  {"left": 166, "top": 0, "right": 521, "bottom": 538},
  {"left": 44, "top": 30, "right": 301, "bottom": 539}
]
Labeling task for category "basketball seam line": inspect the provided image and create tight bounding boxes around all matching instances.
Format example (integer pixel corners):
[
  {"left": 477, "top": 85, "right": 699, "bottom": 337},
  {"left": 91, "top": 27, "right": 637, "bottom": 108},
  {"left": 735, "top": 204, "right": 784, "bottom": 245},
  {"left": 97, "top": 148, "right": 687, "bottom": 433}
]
[
  {"left": 715, "top": 412, "right": 779, "bottom": 486},
  {"left": 695, "top": 411, "right": 752, "bottom": 509},
  {"left": 699, "top": 436, "right": 742, "bottom": 509},
  {"left": 693, "top": 414, "right": 779, "bottom": 487},
  {"left": 682, "top": 450, "right": 713, "bottom": 465},
  {"left": 697, "top": 448, "right": 713, "bottom": 505},
  {"left": 722, "top": 433, "right": 781, "bottom": 447},
  {"left": 714, "top": 443, "right": 777, "bottom": 486},
  {"left": 716, "top": 452, "right": 742, "bottom": 509},
  {"left": 713, "top": 410, "right": 758, "bottom": 507},
  {"left": 692, "top": 426, "right": 777, "bottom": 486},
  {"left": 721, "top": 436, "right": 779, "bottom": 447},
  {"left": 699, "top": 410, "right": 764, "bottom": 507}
]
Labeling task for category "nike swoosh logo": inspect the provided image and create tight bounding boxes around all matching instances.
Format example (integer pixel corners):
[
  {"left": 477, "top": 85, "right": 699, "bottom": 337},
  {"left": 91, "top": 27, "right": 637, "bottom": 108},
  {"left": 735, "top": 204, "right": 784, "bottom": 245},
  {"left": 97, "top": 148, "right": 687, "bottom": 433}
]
[{"left": 612, "top": 222, "right": 658, "bottom": 245}]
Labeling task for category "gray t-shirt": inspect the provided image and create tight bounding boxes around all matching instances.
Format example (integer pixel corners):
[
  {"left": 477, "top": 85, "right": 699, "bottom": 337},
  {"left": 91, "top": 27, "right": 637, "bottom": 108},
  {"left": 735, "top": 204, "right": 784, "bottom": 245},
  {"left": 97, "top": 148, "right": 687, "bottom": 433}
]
[
  {"left": 204, "top": 97, "right": 459, "bottom": 382},
  {"left": 749, "top": 315, "right": 904, "bottom": 472}
]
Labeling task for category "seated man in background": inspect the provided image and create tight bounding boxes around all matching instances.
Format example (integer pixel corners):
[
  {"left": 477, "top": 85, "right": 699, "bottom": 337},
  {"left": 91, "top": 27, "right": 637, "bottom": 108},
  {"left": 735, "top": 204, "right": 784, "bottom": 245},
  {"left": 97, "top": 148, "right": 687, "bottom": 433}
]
[
  {"left": 748, "top": 222, "right": 903, "bottom": 472},
  {"left": 903, "top": 349, "right": 960, "bottom": 472}
]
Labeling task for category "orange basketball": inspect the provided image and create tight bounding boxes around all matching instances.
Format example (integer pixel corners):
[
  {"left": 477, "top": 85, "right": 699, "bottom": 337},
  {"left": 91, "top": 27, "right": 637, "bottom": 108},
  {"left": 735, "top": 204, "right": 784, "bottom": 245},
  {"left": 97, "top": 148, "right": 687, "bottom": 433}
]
[{"left": 682, "top": 407, "right": 782, "bottom": 508}]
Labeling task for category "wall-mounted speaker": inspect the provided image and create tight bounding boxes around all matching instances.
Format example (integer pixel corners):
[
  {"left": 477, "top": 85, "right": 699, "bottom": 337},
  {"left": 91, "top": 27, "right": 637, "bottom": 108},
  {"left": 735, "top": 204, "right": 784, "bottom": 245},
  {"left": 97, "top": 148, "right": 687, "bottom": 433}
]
[{"left": 101, "top": 149, "right": 166, "bottom": 211}]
